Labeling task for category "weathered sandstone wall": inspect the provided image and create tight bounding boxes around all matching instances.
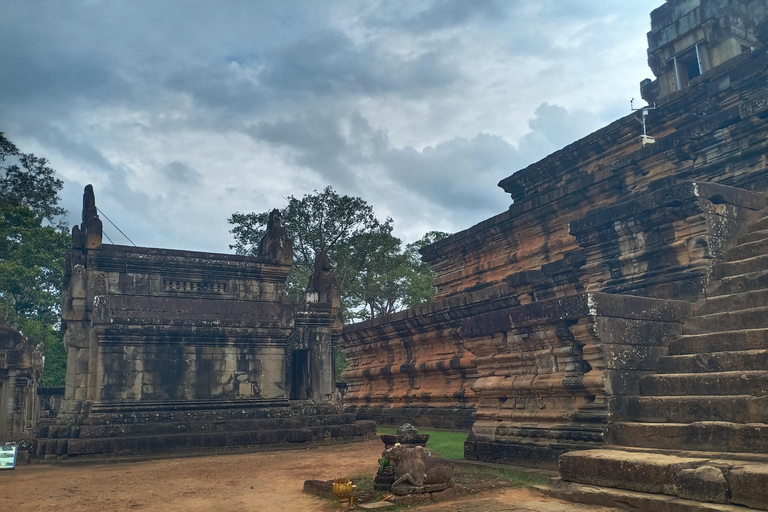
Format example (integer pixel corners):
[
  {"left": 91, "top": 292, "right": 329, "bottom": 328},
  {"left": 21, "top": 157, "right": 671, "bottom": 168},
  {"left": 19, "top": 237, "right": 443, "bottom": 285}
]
[{"left": 341, "top": 25, "right": 768, "bottom": 462}]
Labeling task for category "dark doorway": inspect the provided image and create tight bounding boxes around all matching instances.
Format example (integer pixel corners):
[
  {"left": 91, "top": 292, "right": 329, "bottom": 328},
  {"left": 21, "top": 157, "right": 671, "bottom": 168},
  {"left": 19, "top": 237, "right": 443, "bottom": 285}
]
[{"left": 291, "top": 350, "right": 310, "bottom": 400}]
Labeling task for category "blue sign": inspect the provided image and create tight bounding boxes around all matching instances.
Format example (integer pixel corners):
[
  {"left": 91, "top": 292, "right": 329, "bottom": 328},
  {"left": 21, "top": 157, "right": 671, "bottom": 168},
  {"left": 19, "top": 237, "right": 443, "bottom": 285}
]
[{"left": 0, "top": 445, "right": 18, "bottom": 470}]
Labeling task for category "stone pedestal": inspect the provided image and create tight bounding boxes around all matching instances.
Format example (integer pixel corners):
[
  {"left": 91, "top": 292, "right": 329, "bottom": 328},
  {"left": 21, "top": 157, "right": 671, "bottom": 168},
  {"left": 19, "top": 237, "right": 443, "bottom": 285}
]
[{"left": 375, "top": 424, "right": 430, "bottom": 492}]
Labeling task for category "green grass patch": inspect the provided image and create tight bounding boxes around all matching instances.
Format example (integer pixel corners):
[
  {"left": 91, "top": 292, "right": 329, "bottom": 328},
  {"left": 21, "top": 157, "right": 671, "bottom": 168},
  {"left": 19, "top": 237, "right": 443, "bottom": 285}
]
[{"left": 376, "top": 427, "right": 467, "bottom": 460}]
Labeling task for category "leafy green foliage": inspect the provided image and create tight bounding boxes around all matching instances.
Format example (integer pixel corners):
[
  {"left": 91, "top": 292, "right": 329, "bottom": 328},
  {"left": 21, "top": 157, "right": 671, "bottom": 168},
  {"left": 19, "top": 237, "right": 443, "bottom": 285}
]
[
  {"left": 0, "top": 133, "right": 69, "bottom": 386},
  {"left": 334, "top": 345, "right": 348, "bottom": 380},
  {"left": 229, "top": 186, "right": 450, "bottom": 322}
]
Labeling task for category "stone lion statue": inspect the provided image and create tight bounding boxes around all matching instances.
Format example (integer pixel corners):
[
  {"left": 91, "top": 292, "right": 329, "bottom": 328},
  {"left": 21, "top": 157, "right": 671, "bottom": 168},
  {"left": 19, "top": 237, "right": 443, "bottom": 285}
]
[{"left": 384, "top": 444, "right": 454, "bottom": 495}]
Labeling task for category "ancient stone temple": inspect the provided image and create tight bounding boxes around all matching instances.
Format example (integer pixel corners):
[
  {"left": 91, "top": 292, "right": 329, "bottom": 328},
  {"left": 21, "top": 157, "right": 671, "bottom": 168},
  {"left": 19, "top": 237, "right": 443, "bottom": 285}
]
[
  {"left": 34, "top": 186, "right": 373, "bottom": 459},
  {"left": 342, "top": 1, "right": 768, "bottom": 509},
  {"left": 0, "top": 315, "right": 43, "bottom": 444}
]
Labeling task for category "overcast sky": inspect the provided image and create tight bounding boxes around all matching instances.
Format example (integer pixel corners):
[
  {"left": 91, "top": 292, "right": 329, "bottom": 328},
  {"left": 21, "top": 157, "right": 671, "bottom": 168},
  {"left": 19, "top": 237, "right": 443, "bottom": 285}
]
[{"left": 1, "top": 1, "right": 661, "bottom": 252}]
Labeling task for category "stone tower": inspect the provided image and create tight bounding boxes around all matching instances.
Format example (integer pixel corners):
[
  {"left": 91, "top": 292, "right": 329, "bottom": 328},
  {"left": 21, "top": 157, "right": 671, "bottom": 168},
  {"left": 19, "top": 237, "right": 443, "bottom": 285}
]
[{"left": 641, "top": 0, "right": 768, "bottom": 101}]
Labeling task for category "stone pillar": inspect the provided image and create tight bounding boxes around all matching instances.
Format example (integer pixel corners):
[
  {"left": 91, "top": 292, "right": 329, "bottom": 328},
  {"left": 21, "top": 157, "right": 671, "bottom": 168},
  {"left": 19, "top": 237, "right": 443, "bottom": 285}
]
[
  {"left": 291, "top": 251, "right": 342, "bottom": 404},
  {"left": 0, "top": 316, "right": 43, "bottom": 442}
]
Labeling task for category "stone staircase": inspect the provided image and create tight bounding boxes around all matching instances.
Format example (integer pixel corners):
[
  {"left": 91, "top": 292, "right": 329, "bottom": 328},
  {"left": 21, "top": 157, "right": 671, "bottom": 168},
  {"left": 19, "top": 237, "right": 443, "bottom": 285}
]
[{"left": 545, "top": 206, "right": 768, "bottom": 510}]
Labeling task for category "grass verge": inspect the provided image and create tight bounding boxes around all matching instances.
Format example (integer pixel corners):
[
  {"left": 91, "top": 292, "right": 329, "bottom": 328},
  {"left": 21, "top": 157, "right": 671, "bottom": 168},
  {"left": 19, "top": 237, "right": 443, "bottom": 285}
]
[{"left": 376, "top": 427, "right": 467, "bottom": 460}]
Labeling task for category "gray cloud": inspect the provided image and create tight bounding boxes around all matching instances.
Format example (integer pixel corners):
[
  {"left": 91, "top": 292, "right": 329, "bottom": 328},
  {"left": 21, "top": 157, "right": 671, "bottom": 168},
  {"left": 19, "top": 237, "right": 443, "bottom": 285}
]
[
  {"left": 0, "top": 0, "right": 661, "bottom": 252},
  {"left": 161, "top": 161, "right": 203, "bottom": 187},
  {"left": 260, "top": 30, "right": 460, "bottom": 97}
]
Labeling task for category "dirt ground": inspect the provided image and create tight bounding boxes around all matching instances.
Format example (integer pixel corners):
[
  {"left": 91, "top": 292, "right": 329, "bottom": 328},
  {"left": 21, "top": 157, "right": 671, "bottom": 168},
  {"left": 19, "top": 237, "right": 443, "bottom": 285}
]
[{"left": 0, "top": 440, "right": 613, "bottom": 512}]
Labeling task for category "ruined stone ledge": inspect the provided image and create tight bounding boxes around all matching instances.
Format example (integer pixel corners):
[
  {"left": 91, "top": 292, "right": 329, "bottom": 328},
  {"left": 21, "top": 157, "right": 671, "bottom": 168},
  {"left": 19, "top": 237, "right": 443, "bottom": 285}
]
[
  {"left": 460, "top": 293, "right": 690, "bottom": 339},
  {"left": 86, "top": 245, "right": 291, "bottom": 283},
  {"left": 343, "top": 284, "right": 684, "bottom": 344},
  {"left": 89, "top": 243, "right": 285, "bottom": 267},
  {"left": 570, "top": 182, "right": 766, "bottom": 237},
  {"left": 343, "top": 281, "right": 520, "bottom": 340}
]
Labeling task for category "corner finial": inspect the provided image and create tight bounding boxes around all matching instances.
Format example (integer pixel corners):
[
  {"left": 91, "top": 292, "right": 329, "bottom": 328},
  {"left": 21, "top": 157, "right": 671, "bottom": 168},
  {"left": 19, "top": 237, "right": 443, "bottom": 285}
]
[{"left": 81, "top": 184, "right": 102, "bottom": 249}]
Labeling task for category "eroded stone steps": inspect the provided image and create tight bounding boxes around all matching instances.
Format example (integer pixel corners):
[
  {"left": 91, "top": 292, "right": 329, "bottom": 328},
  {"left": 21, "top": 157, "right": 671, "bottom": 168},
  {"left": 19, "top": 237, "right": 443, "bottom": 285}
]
[
  {"left": 684, "top": 305, "right": 768, "bottom": 334},
  {"left": 640, "top": 370, "right": 768, "bottom": 396},
  {"left": 659, "top": 348, "right": 768, "bottom": 373},
  {"left": 625, "top": 395, "right": 768, "bottom": 423},
  {"left": 749, "top": 214, "right": 768, "bottom": 233},
  {"left": 727, "top": 236, "right": 768, "bottom": 261},
  {"left": 738, "top": 228, "right": 768, "bottom": 245},
  {"left": 695, "top": 288, "right": 768, "bottom": 314},
  {"left": 718, "top": 253, "right": 768, "bottom": 277},
  {"left": 670, "top": 328, "right": 768, "bottom": 355},
  {"left": 709, "top": 269, "right": 768, "bottom": 297},
  {"left": 609, "top": 421, "right": 768, "bottom": 453},
  {"left": 554, "top": 449, "right": 768, "bottom": 510}
]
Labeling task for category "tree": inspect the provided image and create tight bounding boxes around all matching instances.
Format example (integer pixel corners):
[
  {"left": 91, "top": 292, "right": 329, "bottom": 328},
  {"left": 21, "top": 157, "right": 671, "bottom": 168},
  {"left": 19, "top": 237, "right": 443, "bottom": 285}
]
[
  {"left": 229, "top": 187, "right": 450, "bottom": 322},
  {"left": 0, "top": 133, "right": 70, "bottom": 387},
  {"left": 402, "top": 230, "right": 452, "bottom": 309}
]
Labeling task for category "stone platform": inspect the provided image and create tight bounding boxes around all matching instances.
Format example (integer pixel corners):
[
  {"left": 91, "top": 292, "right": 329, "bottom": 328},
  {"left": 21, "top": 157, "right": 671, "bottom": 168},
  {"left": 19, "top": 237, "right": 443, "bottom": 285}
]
[{"left": 34, "top": 399, "right": 375, "bottom": 460}]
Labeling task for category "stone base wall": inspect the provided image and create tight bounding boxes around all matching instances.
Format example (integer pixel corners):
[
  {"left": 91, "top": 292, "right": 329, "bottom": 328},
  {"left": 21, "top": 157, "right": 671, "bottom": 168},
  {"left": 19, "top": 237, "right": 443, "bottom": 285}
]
[{"left": 34, "top": 400, "right": 375, "bottom": 460}]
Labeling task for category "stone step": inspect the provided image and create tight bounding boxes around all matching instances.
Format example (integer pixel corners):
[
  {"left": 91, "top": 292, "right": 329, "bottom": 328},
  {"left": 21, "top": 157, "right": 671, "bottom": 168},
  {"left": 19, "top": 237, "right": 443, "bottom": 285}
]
[
  {"left": 670, "top": 329, "right": 768, "bottom": 355},
  {"left": 738, "top": 229, "right": 768, "bottom": 245},
  {"left": 639, "top": 371, "right": 768, "bottom": 396},
  {"left": 750, "top": 215, "right": 768, "bottom": 233},
  {"left": 542, "top": 479, "right": 767, "bottom": 512},
  {"left": 727, "top": 237, "right": 768, "bottom": 261},
  {"left": 625, "top": 395, "right": 768, "bottom": 424},
  {"left": 558, "top": 449, "right": 768, "bottom": 510},
  {"left": 695, "top": 289, "right": 768, "bottom": 315},
  {"left": 718, "top": 254, "right": 768, "bottom": 277},
  {"left": 609, "top": 421, "right": 768, "bottom": 454},
  {"left": 709, "top": 270, "right": 768, "bottom": 297},
  {"left": 658, "top": 349, "right": 768, "bottom": 373},
  {"left": 684, "top": 306, "right": 768, "bottom": 334}
]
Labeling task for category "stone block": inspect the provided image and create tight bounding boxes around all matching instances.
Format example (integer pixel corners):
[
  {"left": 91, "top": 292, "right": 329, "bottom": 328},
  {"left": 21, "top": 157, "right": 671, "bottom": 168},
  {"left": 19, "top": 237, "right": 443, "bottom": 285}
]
[
  {"left": 559, "top": 450, "right": 705, "bottom": 495},
  {"left": 727, "top": 463, "right": 768, "bottom": 510},
  {"left": 674, "top": 465, "right": 730, "bottom": 504}
]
